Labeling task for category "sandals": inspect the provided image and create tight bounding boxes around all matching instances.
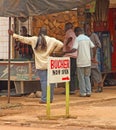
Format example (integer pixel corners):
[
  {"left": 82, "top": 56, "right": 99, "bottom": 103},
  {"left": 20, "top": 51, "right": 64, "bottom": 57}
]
[{"left": 95, "top": 86, "right": 103, "bottom": 93}]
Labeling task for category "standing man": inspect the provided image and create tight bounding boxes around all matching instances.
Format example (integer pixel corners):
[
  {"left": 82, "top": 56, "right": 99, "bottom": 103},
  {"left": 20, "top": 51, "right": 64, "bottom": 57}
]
[
  {"left": 84, "top": 23, "right": 103, "bottom": 92},
  {"left": 62, "top": 22, "right": 77, "bottom": 95},
  {"left": 8, "top": 27, "right": 63, "bottom": 103},
  {"left": 64, "top": 27, "right": 95, "bottom": 97},
  {"left": 15, "top": 26, "right": 33, "bottom": 60}
]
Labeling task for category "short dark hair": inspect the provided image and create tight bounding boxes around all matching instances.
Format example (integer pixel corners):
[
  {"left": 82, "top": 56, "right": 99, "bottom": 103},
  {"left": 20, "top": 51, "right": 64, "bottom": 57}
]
[
  {"left": 74, "top": 27, "right": 83, "bottom": 35},
  {"left": 83, "top": 22, "right": 90, "bottom": 28},
  {"left": 65, "top": 22, "right": 73, "bottom": 31},
  {"left": 20, "top": 26, "right": 27, "bottom": 33}
]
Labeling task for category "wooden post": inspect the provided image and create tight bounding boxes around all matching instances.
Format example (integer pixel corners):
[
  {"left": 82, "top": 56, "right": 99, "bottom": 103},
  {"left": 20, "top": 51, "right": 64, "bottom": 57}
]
[
  {"left": 46, "top": 84, "right": 51, "bottom": 118},
  {"left": 65, "top": 81, "right": 69, "bottom": 117},
  {"left": 8, "top": 17, "right": 11, "bottom": 103}
]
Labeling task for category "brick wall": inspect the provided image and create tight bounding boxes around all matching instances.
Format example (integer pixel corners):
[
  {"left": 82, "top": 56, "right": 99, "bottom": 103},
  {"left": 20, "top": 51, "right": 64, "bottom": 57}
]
[{"left": 32, "top": 10, "right": 79, "bottom": 41}]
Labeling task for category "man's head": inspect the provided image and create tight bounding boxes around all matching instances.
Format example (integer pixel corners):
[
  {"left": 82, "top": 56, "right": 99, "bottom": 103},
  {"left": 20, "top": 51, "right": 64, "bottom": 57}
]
[
  {"left": 39, "top": 27, "right": 47, "bottom": 35},
  {"left": 65, "top": 22, "right": 73, "bottom": 32},
  {"left": 20, "top": 26, "right": 27, "bottom": 36},
  {"left": 83, "top": 23, "right": 91, "bottom": 35},
  {"left": 74, "top": 27, "right": 83, "bottom": 36},
  {"left": 35, "top": 27, "right": 47, "bottom": 51}
]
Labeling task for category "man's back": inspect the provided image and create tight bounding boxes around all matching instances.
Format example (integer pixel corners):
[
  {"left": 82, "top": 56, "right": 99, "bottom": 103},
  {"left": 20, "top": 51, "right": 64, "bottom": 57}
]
[
  {"left": 89, "top": 32, "right": 101, "bottom": 69},
  {"left": 73, "top": 34, "right": 94, "bottom": 67},
  {"left": 89, "top": 33, "right": 101, "bottom": 48}
]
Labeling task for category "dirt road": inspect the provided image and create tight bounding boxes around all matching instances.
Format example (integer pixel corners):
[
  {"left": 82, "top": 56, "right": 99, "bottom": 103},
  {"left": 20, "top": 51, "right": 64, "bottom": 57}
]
[
  {"left": 0, "top": 125, "right": 114, "bottom": 130},
  {"left": 0, "top": 125, "right": 57, "bottom": 130},
  {"left": 0, "top": 86, "right": 116, "bottom": 130}
]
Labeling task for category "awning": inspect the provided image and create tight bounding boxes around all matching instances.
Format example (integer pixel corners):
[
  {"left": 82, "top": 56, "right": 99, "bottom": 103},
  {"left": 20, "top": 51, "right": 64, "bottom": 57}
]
[{"left": 0, "top": 0, "right": 95, "bottom": 17}]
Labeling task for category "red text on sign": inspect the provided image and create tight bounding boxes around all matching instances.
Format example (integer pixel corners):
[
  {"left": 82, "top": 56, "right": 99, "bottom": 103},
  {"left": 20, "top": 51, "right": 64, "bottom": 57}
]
[{"left": 50, "top": 60, "right": 69, "bottom": 69}]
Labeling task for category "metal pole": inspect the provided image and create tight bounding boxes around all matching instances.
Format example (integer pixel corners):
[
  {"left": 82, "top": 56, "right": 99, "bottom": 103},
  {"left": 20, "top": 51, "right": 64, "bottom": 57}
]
[{"left": 8, "top": 17, "right": 11, "bottom": 103}]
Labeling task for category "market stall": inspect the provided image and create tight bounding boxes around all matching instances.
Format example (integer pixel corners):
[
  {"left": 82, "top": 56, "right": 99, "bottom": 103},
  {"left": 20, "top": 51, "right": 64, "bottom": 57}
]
[
  {"left": 0, "top": 0, "right": 95, "bottom": 102},
  {"left": 0, "top": 60, "right": 40, "bottom": 94}
]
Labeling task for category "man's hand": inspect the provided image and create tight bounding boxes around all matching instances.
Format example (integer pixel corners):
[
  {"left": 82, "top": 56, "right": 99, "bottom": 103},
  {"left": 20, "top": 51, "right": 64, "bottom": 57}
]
[
  {"left": 8, "top": 30, "right": 14, "bottom": 35},
  {"left": 66, "top": 37, "right": 72, "bottom": 45},
  {"left": 52, "top": 51, "right": 65, "bottom": 57},
  {"left": 91, "top": 58, "right": 98, "bottom": 64}
]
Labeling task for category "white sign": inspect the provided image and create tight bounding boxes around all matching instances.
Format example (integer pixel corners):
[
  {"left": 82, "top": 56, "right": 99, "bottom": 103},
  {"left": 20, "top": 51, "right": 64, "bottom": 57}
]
[{"left": 47, "top": 57, "right": 70, "bottom": 84}]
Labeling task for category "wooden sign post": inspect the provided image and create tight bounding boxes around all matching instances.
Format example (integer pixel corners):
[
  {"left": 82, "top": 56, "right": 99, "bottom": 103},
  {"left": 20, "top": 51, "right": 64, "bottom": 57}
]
[{"left": 47, "top": 57, "right": 70, "bottom": 117}]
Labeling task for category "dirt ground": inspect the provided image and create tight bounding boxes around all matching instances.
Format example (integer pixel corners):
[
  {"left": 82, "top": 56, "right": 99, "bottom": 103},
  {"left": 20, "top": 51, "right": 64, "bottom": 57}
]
[{"left": 0, "top": 86, "right": 116, "bottom": 130}]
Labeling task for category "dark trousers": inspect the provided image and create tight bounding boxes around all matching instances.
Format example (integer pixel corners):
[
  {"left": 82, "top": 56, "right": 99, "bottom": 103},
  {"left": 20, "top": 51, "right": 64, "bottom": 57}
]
[{"left": 70, "top": 58, "right": 77, "bottom": 92}]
